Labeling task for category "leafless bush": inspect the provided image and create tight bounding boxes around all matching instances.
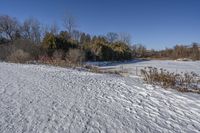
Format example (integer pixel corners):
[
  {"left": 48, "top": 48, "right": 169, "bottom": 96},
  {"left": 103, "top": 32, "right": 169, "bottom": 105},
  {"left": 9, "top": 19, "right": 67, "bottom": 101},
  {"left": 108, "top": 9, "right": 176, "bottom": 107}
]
[
  {"left": 84, "top": 65, "right": 104, "bottom": 73},
  {"left": 65, "top": 49, "right": 85, "bottom": 65},
  {"left": 38, "top": 55, "right": 53, "bottom": 64},
  {"left": 83, "top": 64, "right": 122, "bottom": 75},
  {"left": 141, "top": 67, "right": 200, "bottom": 94},
  {"left": 12, "top": 39, "right": 43, "bottom": 59},
  {"left": 38, "top": 54, "right": 76, "bottom": 68},
  {"left": 52, "top": 50, "right": 64, "bottom": 60},
  {"left": 0, "top": 44, "right": 14, "bottom": 60},
  {"left": 7, "top": 49, "right": 31, "bottom": 63}
]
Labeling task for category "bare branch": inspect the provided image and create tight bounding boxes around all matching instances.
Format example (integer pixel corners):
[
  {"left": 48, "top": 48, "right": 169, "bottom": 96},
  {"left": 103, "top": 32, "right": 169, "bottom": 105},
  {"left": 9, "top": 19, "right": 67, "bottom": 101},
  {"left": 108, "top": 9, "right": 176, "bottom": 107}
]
[
  {"left": 62, "top": 13, "right": 77, "bottom": 35},
  {"left": 0, "top": 15, "right": 20, "bottom": 41}
]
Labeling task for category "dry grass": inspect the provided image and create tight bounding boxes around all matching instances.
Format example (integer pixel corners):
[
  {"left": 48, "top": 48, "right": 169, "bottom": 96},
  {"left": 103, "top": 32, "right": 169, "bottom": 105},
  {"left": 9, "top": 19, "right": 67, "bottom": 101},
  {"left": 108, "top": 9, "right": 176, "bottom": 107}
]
[
  {"left": 7, "top": 49, "right": 31, "bottom": 63},
  {"left": 141, "top": 67, "right": 200, "bottom": 94},
  {"left": 52, "top": 50, "right": 64, "bottom": 60},
  {"left": 38, "top": 57, "right": 75, "bottom": 68},
  {"left": 83, "top": 64, "right": 122, "bottom": 75},
  {"left": 65, "top": 49, "right": 85, "bottom": 65}
]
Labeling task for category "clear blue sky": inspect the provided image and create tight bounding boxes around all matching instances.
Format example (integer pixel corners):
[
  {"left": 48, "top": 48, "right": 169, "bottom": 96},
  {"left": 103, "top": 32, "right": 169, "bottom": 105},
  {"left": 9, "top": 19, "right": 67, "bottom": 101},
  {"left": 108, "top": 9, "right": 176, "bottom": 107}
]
[{"left": 0, "top": 0, "right": 200, "bottom": 49}]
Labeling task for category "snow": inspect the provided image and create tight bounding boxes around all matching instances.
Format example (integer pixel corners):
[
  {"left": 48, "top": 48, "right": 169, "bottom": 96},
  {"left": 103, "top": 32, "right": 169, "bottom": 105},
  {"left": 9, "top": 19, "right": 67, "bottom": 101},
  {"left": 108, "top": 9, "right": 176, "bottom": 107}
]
[
  {"left": 93, "top": 60, "right": 200, "bottom": 75},
  {"left": 0, "top": 62, "right": 200, "bottom": 133}
]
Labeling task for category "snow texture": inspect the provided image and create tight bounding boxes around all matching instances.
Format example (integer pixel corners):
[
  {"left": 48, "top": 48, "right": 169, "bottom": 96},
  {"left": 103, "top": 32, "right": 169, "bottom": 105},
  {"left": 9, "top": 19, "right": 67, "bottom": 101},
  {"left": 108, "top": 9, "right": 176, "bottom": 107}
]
[
  {"left": 94, "top": 60, "right": 200, "bottom": 75},
  {"left": 0, "top": 62, "right": 200, "bottom": 133}
]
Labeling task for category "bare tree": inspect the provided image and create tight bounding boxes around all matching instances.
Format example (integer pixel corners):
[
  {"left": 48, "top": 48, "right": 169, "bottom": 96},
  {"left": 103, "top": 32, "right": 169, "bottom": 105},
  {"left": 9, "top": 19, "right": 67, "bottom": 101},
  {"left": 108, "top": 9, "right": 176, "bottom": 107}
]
[
  {"left": 22, "top": 19, "right": 32, "bottom": 40},
  {"left": 173, "top": 45, "right": 188, "bottom": 59},
  {"left": 50, "top": 22, "right": 59, "bottom": 35},
  {"left": 40, "top": 24, "right": 50, "bottom": 39},
  {"left": 62, "top": 13, "right": 77, "bottom": 36},
  {"left": 106, "top": 32, "right": 119, "bottom": 43},
  {"left": 131, "top": 44, "right": 146, "bottom": 57},
  {"left": 71, "top": 30, "right": 81, "bottom": 42},
  {"left": 0, "top": 15, "right": 20, "bottom": 41},
  {"left": 191, "top": 43, "right": 200, "bottom": 60},
  {"left": 22, "top": 18, "right": 41, "bottom": 44},
  {"left": 118, "top": 32, "right": 131, "bottom": 45},
  {"left": 137, "top": 44, "right": 146, "bottom": 57}
]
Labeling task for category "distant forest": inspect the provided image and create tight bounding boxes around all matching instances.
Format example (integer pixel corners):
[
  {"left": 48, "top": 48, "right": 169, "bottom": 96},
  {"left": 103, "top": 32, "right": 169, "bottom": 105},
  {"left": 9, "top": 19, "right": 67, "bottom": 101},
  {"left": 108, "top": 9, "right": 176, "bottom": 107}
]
[{"left": 0, "top": 15, "right": 200, "bottom": 64}]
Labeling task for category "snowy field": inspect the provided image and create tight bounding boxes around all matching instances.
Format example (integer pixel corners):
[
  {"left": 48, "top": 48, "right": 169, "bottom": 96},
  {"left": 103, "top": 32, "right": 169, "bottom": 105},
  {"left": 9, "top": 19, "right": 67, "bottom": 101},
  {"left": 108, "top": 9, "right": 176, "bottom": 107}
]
[
  {"left": 91, "top": 60, "right": 200, "bottom": 76},
  {"left": 0, "top": 62, "right": 200, "bottom": 133}
]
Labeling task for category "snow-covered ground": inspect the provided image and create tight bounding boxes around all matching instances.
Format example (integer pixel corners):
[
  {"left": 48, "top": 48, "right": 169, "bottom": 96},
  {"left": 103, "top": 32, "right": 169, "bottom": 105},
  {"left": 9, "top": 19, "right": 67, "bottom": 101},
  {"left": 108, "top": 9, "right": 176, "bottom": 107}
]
[
  {"left": 0, "top": 62, "right": 200, "bottom": 133},
  {"left": 92, "top": 60, "right": 200, "bottom": 76}
]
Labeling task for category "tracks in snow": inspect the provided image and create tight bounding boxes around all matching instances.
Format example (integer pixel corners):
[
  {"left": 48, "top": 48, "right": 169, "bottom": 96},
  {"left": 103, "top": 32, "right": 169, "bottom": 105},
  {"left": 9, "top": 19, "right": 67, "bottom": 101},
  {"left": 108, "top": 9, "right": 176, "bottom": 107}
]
[{"left": 0, "top": 62, "right": 200, "bottom": 133}]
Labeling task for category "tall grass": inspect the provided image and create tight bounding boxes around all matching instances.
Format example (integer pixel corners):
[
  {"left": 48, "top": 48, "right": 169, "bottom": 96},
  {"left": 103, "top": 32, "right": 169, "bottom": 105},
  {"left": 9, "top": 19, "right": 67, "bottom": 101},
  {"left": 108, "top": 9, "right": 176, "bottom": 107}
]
[{"left": 141, "top": 67, "right": 200, "bottom": 94}]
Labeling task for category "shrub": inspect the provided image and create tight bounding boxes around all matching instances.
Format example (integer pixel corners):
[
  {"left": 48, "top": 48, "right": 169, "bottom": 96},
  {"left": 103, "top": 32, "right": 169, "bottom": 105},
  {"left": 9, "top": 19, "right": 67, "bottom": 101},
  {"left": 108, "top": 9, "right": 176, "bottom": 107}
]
[
  {"left": 141, "top": 67, "right": 200, "bottom": 94},
  {"left": 42, "top": 32, "right": 78, "bottom": 51},
  {"left": 84, "top": 65, "right": 102, "bottom": 73},
  {"left": 65, "top": 49, "right": 85, "bottom": 65},
  {"left": 12, "top": 39, "right": 43, "bottom": 60},
  {"left": 88, "top": 41, "right": 132, "bottom": 61},
  {"left": 7, "top": 49, "right": 31, "bottom": 63},
  {"left": 83, "top": 64, "right": 122, "bottom": 75},
  {"left": 42, "top": 33, "right": 56, "bottom": 49},
  {"left": 52, "top": 49, "right": 64, "bottom": 60},
  {"left": 91, "top": 42, "right": 113, "bottom": 61},
  {"left": 111, "top": 42, "right": 132, "bottom": 60},
  {"left": 0, "top": 44, "right": 14, "bottom": 60}
]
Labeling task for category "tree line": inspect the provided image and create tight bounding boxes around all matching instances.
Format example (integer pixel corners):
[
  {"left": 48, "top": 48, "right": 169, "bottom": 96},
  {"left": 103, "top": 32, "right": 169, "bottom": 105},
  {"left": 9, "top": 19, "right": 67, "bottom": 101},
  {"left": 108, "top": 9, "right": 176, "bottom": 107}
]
[
  {"left": 0, "top": 14, "right": 199, "bottom": 64},
  {"left": 0, "top": 14, "right": 148, "bottom": 63},
  {"left": 150, "top": 43, "right": 200, "bottom": 60}
]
